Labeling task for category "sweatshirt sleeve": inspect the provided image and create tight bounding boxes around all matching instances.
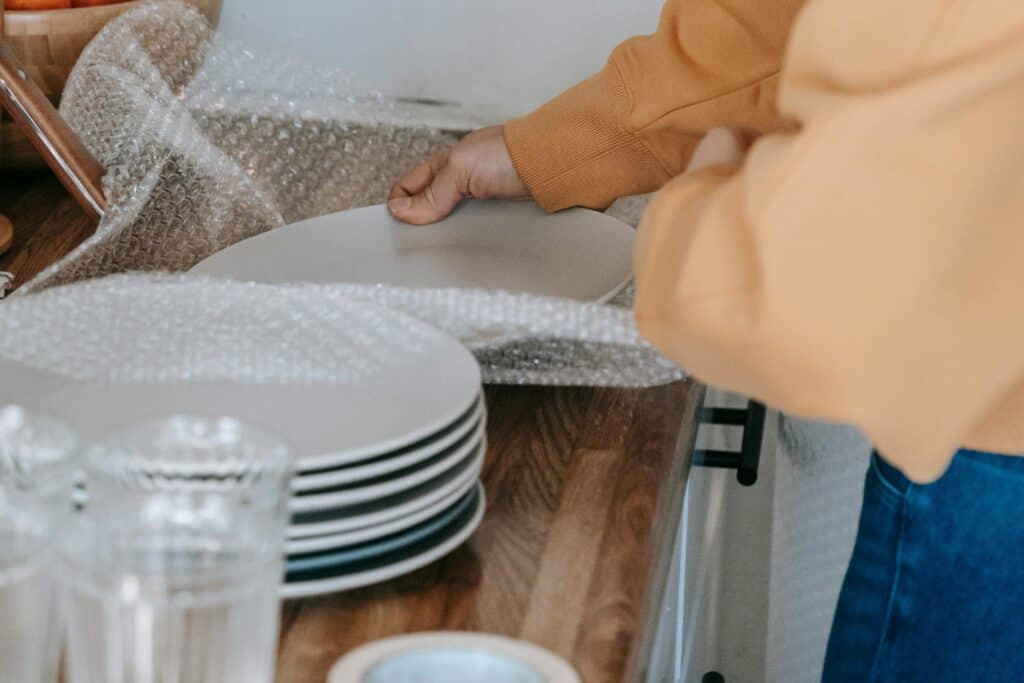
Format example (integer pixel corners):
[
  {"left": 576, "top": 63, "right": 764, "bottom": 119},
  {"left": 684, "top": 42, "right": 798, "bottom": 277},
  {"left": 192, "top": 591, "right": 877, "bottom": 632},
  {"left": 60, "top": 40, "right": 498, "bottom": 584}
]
[
  {"left": 503, "top": 0, "right": 805, "bottom": 211},
  {"left": 633, "top": 0, "right": 1024, "bottom": 482}
]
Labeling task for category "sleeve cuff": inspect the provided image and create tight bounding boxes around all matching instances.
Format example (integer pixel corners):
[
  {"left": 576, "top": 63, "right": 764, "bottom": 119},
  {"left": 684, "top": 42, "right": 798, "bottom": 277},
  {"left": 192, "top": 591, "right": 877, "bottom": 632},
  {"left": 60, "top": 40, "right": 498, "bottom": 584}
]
[{"left": 503, "top": 61, "right": 672, "bottom": 212}]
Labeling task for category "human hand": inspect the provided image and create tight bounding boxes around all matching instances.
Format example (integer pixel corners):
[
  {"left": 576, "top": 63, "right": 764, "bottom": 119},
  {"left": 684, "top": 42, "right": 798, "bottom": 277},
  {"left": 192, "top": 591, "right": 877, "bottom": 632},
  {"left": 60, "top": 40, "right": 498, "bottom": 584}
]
[
  {"left": 388, "top": 125, "right": 530, "bottom": 225},
  {"left": 685, "top": 127, "right": 754, "bottom": 173}
]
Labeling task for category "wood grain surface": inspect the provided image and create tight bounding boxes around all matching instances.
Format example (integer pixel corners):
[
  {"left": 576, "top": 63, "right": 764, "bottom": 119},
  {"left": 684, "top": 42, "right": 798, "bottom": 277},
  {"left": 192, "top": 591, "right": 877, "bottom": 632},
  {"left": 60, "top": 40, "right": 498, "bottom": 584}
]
[
  {"left": 1, "top": 174, "right": 703, "bottom": 683},
  {"left": 0, "top": 211, "right": 12, "bottom": 254},
  {"left": 0, "top": 172, "right": 96, "bottom": 280}
]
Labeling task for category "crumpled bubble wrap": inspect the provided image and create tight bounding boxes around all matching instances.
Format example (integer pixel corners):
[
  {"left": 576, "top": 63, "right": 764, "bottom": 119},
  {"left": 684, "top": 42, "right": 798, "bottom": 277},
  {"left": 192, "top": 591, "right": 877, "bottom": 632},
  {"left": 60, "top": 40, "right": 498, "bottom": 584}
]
[
  {"left": 25, "top": 0, "right": 455, "bottom": 292},
  {"left": 9, "top": 1, "right": 682, "bottom": 388},
  {"left": 0, "top": 274, "right": 679, "bottom": 387}
]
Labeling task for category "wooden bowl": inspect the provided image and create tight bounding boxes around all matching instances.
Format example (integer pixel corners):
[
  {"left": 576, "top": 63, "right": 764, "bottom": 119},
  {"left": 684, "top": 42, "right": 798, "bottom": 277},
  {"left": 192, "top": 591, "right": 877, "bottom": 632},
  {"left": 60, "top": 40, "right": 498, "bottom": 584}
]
[{"left": 1, "top": 0, "right": 222, "bottom": 169}]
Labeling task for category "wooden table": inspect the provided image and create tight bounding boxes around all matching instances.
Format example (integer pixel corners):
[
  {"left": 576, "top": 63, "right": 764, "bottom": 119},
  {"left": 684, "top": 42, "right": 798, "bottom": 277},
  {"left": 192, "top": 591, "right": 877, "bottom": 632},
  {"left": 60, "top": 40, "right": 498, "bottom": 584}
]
[{"left": 1, "top": 172, "right": 703, "bottom": 683}]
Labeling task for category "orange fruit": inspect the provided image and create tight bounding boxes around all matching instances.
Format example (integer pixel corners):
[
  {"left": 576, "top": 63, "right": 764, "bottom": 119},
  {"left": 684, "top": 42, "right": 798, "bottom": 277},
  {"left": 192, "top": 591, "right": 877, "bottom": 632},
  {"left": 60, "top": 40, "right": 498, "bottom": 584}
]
[{"left": 5, "top": 0, "right": 73, "bottom": 9}]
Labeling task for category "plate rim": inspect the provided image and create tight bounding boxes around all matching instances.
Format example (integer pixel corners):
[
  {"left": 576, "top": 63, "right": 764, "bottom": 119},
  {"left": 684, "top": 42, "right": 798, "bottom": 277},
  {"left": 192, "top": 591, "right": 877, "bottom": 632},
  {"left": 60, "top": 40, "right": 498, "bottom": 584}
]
[
  {"left": 296, "top": 380, "right": 480, "bottom": 472},
  {"left": 280, "top": 482, "right": 485, "bottom": 599},
  {"left": 327, "top": 631, "right": 580, "bottom": 683},
  {"left": 285, "top": 485, "right": 480, "bottom": 572},
  {"left": 287, "top": 448, "right": 484, "bottom": 538},
  {"left": 294, "top": 395, "right": 485, "bottom": 489},
  {"left": 290, "top": 431, "right": 485, "bottom": 513},
  {"left": 286, "top": 471, "right": 479, "bottom": 553}
]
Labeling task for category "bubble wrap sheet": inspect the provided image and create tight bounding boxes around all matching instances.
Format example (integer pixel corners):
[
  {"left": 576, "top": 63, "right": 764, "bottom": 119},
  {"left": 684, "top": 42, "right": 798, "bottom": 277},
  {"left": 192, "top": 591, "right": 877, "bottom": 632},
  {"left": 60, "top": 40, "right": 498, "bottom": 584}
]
[
  {"left": 4, "top": 1, "right": 680, "bottom": 388},
  {"left": 0, "top": 274, "right": 677, "bottom": 387}
]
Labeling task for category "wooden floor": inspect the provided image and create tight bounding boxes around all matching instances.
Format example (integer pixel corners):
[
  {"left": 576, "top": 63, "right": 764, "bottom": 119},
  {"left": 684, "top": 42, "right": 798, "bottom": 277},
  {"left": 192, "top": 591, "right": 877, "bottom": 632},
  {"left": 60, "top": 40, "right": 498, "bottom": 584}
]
[{"left": 2, "top": 172, "right": 702, "bottom": 683}]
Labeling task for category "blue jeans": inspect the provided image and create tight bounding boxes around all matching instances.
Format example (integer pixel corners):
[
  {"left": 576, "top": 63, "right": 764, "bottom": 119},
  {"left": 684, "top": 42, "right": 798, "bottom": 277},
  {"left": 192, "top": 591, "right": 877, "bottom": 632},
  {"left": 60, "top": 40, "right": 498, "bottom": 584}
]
[{"left": 822, "top": 450, "right": 1024, "bottom": 682}]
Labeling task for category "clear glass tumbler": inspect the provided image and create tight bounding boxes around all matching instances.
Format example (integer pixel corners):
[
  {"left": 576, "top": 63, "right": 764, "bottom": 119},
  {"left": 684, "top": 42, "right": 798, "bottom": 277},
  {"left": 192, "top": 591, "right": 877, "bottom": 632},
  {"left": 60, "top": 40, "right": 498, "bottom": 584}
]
[
  {"left": 0, "top": 406, "right": 79, "bottom": 683},
  {"left": 61, "top": 416, "right": 294, "bottom": 683}
]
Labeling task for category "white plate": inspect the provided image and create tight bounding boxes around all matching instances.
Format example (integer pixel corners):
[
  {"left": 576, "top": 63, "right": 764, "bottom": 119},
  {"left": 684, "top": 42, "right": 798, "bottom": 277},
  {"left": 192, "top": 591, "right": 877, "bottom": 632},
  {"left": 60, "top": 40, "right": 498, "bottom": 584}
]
[
  {"left": 328, "top": 632, "right": 579, "bottom": 683},
  {"left": 294, "top": 395, "right": 484, "bottom": 490},
  {"left": 191, "top": 200, "right": 634, "bottom": 303},
  {"left": 290, "top": 431, "right": 484, "bottom": 513},
  {"left": 281, "top": 484, "right": 485, "bottom": 599},
  {"left": 288, "top": 447, "right": 483, "bottom": 538},
  {"left": 0, "top": 335, "right": 479, "bottom": 473},
  {"left": 286, "top": 486, "right": 480, "bottom": 572},
  {"left": 286, "top": 471, "right": 479, "bottom": 554}
]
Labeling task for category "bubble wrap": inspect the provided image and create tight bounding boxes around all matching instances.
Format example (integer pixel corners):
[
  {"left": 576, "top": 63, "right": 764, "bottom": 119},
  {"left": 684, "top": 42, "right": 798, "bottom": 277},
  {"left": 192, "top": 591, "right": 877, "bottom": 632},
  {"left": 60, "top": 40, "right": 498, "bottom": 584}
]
[
  {"left": 0, "top": 274, "right": 435, "bottom": 384},
  {"left": 24, "top": 1, "right": 456, "bottom": 291},
  {"left": 0, "top": 274, "right": 679, "bottom": 388},
  {"left": 3, "top": 1, "right": 680, "bottom": 388}
]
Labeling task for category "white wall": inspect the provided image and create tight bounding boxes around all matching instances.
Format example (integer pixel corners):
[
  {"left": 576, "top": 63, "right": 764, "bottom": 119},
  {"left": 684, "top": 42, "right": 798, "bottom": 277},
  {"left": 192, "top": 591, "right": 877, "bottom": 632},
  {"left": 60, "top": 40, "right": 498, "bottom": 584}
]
[{"left": 217, "top": 0, "right": 663, "bottom": 122}]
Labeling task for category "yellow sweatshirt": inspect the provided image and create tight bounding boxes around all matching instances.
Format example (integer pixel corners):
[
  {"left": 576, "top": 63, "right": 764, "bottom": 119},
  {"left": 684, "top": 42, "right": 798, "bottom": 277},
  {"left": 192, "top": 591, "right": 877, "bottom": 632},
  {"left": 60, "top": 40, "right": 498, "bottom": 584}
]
[{"left": 504, "top": 0, "right": 1024, "bottom": 482}]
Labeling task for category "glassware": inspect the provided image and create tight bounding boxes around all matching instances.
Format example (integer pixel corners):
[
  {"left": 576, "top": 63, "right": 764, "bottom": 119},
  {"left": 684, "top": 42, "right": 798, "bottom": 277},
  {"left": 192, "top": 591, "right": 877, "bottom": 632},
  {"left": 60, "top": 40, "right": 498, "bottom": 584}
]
[
  {"left": 0, "top": 405, "right": 79, "bottom": 683},
  {"left": 60, "top": 416, "right": 293, "bottom": 683}
]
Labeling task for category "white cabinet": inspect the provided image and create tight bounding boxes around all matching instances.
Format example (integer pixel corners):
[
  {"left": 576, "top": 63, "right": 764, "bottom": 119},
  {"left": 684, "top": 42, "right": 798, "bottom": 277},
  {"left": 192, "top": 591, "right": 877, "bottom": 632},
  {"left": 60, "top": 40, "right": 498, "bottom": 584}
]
[{"left": 646, "top": 390, "right": 778, "bottom": 682}]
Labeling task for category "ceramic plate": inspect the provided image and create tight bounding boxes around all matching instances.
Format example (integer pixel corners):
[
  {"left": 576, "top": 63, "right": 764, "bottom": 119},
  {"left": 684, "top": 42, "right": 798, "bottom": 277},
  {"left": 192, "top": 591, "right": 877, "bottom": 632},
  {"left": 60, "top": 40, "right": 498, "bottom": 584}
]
[
  {"left": 0, "top": 334, "right": 479, "bottom": 472},
  {"left": 328, "top": 632, "right": 580, "bottom": 683},
  {"left": 191, "top": 200, "right": 634, "bottom": 303},
  {"left": 286, "top": 485, "right": 479, "bottom": 572},
  {"left": 286, "top": 472, "right": 479, "bottom": 554},
  {"left": 281, "top": 483, "right": 485, "bottom": 598},
  {"left": 294, "top": 395, "right": 484, "bottom": 490},
  {"left": 288, "top": 447, "right": 483, "bottom": 538},
  {"left": 290, "top": 432, "right": 484, "bottom": 513}
]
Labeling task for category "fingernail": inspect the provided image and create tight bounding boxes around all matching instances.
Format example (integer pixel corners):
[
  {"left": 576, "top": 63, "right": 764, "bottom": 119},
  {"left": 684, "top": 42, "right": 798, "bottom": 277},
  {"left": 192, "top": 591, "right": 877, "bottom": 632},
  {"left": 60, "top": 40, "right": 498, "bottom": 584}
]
[{"left": 389, "top": 197, "right": 412, "bottom": 212}]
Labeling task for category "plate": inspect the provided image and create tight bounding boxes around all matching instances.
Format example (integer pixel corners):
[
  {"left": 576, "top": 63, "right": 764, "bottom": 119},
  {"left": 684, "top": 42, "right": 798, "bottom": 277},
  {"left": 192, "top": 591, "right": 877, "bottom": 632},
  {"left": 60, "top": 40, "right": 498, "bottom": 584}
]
[
  {"left": 281, "top": 483, "right": 485, "bottom": 598},
  {"left": 289, "top": 446, "right": 483, "bottom": 538},
  {"left": 328, "top": 633, "right": 580, "bottom": 683},
  {"left": 290, "top": 432, "right": 484, "bottom": 513},
  {"left": 0, "top": 332, "right": 479, "bottom": 472},
  {"left": 191, "top": 200, "right": 635, "bottom": 303},
  {"left": 286, "top": 485, "right": 479, "bottom": 572},
  {"left": 286, "top": 471, "right": 479, "bottom": 554},
  {"left": 294, "top": 395, "right": 484, "bottom": 490}
]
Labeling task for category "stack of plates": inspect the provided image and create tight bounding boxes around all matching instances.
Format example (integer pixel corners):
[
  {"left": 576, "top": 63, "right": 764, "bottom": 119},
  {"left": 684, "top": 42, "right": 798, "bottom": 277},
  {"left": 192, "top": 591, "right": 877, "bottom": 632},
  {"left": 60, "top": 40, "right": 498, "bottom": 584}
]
[
  {"left": 283, "top": 390, "right": 487, "bottom": 598},
  {"left": 0, "top": 290, "right": 486, "bottom": 598},
  {"left": 187, "top": 199, "right": 636, "bottom": 596}
]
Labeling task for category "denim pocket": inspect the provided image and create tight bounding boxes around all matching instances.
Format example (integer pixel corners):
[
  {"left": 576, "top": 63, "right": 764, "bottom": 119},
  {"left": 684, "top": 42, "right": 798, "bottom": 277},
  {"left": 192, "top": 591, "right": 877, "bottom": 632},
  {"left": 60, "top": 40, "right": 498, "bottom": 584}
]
[
  {"left": 869, "top": 452, "right": 910, "bottom": 508},
  {"left": 823, "top": 454, "right": 909, "bottom": 681}
]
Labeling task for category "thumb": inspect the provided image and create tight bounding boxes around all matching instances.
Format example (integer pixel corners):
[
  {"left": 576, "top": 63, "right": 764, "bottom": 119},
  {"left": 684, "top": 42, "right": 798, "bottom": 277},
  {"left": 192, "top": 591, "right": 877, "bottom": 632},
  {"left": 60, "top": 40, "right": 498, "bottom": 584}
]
[
  {"left": 686, "top": 127, "right": 747, "bottom": 173},
  {"left": 388, "top": 162, "right": 467, "bottom": 225}
]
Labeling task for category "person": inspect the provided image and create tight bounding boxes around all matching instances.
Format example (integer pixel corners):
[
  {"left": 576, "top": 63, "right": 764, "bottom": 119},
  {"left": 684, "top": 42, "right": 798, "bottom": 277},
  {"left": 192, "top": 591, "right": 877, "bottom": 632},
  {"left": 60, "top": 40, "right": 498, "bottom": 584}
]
[{"left": 389, "top": 0, "right": 1024, "bottom": 680}]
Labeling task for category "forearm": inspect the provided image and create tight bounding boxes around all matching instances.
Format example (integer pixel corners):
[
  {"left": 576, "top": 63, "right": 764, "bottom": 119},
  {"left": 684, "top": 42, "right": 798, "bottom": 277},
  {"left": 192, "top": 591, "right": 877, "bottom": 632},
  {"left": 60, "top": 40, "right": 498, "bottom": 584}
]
[{"left": 505, "top": 0, "right": 805, "bottom": 211}]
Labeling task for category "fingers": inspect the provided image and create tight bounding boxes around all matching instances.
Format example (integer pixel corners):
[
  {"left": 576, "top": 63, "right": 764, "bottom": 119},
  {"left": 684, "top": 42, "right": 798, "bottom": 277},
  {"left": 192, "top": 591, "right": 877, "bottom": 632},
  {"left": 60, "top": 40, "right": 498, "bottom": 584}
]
[
  {"left": 388, "top": 125, "right": 529, "bottom": 225},
  {"left": 686, "top": 127, "right": 748, "bottom": 173},
  {"left": 389, "top": 152, "right": 448, "bottom": 201},
  {"left": 388, "top": 158, "right": 468, "bottom": 225}
]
